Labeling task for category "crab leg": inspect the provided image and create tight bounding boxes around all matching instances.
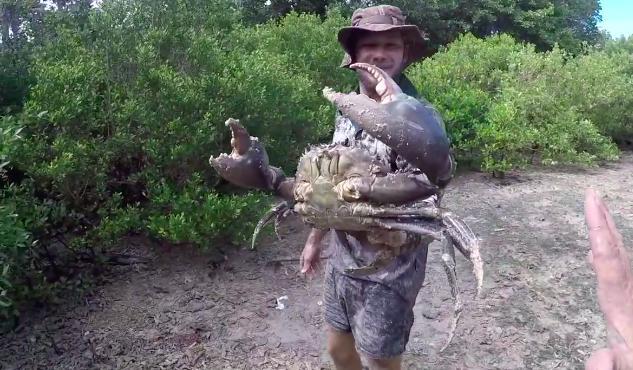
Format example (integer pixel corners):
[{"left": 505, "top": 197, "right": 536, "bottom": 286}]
[
  {"left": 273, "top": 207, "right": 293, "bottom": 241},
  {"left": 251, "top": 201, "right": 291, "bottom": 249},
  {"left": 348, "top": 202, "right": 442, "bottom": 219},
  {"left": 374, "top": 220, "right": 443, "bottom": 240},
  {"left": 439, "top": 236, "right": 463, "bottom": 352},
  {"left": 443, "top": 213, "right": 484, "bottom": 297}
]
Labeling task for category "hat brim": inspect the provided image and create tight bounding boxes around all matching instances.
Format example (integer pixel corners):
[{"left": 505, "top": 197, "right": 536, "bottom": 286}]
[{"left": 338, "top": 24, "right": 428, "bottom": 69}]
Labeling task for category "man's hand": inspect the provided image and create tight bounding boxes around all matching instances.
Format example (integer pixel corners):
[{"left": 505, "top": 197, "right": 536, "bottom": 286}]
[
  {"left": 301, "top": 228, "right": 327, "bottom": 276},
  {"left": 585, "top": 188, "right": 633, "bottom": 370}
]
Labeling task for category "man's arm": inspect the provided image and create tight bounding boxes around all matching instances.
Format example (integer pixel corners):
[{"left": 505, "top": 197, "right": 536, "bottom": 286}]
[{"left": 300, "top": 228, "right": 328, "bottom": 275}]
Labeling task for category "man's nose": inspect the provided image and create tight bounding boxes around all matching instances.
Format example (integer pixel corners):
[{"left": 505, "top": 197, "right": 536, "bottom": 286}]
[{"left": 371, "top": 51, "right": 387, "bottom": 64}]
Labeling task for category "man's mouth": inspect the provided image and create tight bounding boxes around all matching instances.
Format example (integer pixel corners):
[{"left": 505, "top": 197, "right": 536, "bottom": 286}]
[{"left": 377, "top": 65, "right": 392, "bottom": 70}]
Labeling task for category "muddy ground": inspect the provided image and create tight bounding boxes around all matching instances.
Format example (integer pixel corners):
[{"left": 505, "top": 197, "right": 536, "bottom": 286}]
[{"left": 2, "top": 154, "right": 632, "bottom": 370}]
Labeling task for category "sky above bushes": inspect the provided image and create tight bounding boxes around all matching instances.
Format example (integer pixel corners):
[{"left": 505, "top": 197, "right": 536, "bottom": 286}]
[{"left": 600, "top": 0, "right": 633, "bottom": 37}]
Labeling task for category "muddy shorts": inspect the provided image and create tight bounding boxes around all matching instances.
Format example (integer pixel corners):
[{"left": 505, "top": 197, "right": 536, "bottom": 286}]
[{"left": 323, "top": 265, "right": 416, "bottom": 359}]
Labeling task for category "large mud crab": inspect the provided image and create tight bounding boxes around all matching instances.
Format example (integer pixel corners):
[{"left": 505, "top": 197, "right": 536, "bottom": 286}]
[{"left": 210, "top": 63, "right": 483, "bottom": 351}]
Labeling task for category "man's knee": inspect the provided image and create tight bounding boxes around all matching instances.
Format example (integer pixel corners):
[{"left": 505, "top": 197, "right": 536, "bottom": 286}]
[
  {"left": 327, "top": 342, "right": 356, "bottom": 363},
  {"left": 326, "top": 327, "right": 361, "bottom": 366},
  {"left": 366, "top": 356, "right": 401, "bottom": 370},
  {"left": 327, "top": 336, "right": 353, "bottom": 360}
]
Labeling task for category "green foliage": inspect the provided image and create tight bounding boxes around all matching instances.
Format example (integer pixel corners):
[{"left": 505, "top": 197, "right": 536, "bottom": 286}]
[
  {"left": 0, "top": 115, "right": 22, "bottom": 174},
  {"left": 410, "top": 34, "right": 621, "bottom": 173},
  {"left": 0, "top": 0, "right": 39, "bottom": 115},
  {"left": 236, "top": 0, "right": 604, "bottom": 54},
  {"left": 231, "top": 9, "right": 354, "bottom": 96},
  {"left": 6, "top": 0, "right": 350, "bottom": 304},
  {"left": 146, "top": 175, "right": 270, "bottom": 246},
  {"left": 408, "top": 34, "right": 527, "bottom": 163},
  {"left": 2, "top": 0, "right": 337, "bottom": 321},
  {"left": 604, "top": 35, "right": 633, "bottom": 55},
  {"left": 561, "top": 50, "right": 633, "bottom": 141},
  {"left": 238, "top": 0, "right": 351, "bottom": 24},
  {"left": 0, "top": 47, "right": 33, "bottom": 115},
  {"left": 0, "top": 200, "right": 31, "bottom": 321}
]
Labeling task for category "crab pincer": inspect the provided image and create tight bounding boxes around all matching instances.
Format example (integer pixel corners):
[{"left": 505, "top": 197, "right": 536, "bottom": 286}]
[
  {"left": 209, "top": 118, "right": 271, "bottom": 189},
  {"left": 323, "top": 64, "right": 452, "bottom": 186}
]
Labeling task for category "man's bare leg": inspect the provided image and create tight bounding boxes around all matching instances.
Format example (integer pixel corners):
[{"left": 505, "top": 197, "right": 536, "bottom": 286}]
[
  {"left": 327, "top": 326, "right": 363, "bottom": 370},
  {"left": 366, "top": 356, "right": 402, "bottom": 370}
]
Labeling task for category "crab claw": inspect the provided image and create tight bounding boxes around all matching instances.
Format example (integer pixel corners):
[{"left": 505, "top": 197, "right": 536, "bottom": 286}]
[
  {"left": 209, "top": 118, "right": 271, "bottom": 189},
  {"left": 349, "top": 63, "right": 403, "bottom": 104},
  {"left": 322, "top": 66, "right": 452, "bottom": 186}
]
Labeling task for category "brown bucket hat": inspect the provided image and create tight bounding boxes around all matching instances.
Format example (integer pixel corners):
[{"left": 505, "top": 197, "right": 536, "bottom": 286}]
[{"left": 338, "top": 5, "right": 428, "bottom": 69}]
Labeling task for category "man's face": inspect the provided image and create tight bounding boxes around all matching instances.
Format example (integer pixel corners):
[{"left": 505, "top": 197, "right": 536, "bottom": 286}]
[{"left": 354, "top": 29, "right": 405, "bottom": 78}]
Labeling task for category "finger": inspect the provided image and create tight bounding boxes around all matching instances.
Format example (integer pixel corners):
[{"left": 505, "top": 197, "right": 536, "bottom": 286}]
[
  {"left": 302, "top": 263, "right": 314, "bottom": 278},
  {"left": 585, "top": 189, "right": 613, "bottom": 249},
  {"left": 302, "top": 255, "right": 317, "bottom": 275},
  {"left": 586, "top": 189, "right": 631, "bottom": 284},
  {"left": 597, "top": 195, "right": 625, "bottom": 248},
  {"left": 585, "top": 348, "right": 615, "bottom": 370},
  {"left": 301, "top": 254, "right": 310, "bottom": 274},
  {"left": 585, "top": 190, "right": 622, "bottom": 280}
]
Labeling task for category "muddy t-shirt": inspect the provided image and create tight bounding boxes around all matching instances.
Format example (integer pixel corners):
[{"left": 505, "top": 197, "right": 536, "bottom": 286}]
[{"left": 327, "top": 74, "right": 447, "bottom": 303}]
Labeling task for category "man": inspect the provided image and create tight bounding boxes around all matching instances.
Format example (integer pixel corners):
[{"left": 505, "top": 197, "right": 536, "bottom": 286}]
[{"left": 300, "top": 5, "right": 454, "bottom": 370}]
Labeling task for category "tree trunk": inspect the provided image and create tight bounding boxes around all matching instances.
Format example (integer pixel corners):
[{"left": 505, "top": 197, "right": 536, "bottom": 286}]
[{"left": 1, "top": 6, "right": 12, "bottom": 47}]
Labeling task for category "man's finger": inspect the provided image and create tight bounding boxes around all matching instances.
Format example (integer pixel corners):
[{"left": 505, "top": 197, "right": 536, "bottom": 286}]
[
  {"left": 585, "top": 190, "right": 623, "bottom": 280},
  {"left": 585, "top": 189, "right": 614, "bottom": 252},
  {"left": 300, "top": 253, "right": 307, "bottom": 273},
  {"left": 597, "top": 194, "right": 625, "bottom": 248}
]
